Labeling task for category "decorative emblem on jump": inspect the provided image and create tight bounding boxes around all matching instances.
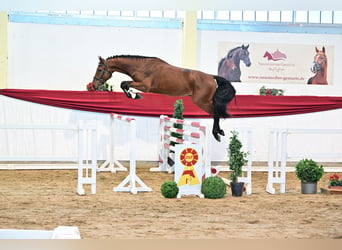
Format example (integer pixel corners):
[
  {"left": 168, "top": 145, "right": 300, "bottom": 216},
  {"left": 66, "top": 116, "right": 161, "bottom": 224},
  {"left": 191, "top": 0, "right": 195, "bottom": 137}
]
[{"left": 177, "top": 148, "right": 200, "bottom": 186}]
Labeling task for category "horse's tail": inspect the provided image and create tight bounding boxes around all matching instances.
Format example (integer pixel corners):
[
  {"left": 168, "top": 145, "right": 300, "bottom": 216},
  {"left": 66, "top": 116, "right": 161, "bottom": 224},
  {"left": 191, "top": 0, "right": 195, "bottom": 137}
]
[{"left": 213, "top": 75, "right": 236, "bottom": 118}]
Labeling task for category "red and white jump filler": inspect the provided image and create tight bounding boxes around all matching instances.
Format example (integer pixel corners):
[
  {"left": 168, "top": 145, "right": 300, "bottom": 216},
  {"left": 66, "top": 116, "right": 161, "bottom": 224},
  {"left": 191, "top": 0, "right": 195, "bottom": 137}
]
[{"left": 151, "top": 115, "right": 212, "bottom": 179}]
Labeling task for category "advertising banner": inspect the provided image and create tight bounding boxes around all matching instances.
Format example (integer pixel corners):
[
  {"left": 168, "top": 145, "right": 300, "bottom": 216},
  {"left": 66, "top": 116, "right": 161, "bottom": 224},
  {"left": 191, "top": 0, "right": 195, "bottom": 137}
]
[{"left": 218, "top": 42, "right": 334, "bottom": 85}]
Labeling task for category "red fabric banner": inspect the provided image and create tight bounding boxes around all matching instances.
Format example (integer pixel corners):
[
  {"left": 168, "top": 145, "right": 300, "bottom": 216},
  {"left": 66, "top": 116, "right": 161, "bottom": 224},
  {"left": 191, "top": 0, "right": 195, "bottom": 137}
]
[{"left": 1, "top": 89, "right": 342, "bottom": 118}]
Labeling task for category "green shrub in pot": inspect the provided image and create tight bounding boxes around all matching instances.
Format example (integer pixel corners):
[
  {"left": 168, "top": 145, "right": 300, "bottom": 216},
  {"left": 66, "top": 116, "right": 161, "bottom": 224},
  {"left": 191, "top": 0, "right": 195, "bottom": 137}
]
[
  {"left": 295, "top": 159, "right": 324, "bottom": 194},
  {"left": 295, "top": 159, "right": 324, "bottom": 183}
]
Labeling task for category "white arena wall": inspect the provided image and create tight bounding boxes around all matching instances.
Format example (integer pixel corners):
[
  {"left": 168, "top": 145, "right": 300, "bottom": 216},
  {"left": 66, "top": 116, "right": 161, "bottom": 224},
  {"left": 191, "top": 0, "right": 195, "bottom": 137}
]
[
  {"left": 7, "top": 22, "right": 183, "bottom": 90},
  {"left": 2, "top": 20, "right": 342, "bottom": 163}
]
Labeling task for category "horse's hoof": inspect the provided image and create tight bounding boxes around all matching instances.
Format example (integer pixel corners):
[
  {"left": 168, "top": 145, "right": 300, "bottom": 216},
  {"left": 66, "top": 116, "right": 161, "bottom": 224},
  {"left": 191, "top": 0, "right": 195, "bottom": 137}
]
[
  {"left": 219, "top": 129, "right": 225, "bottom": 136},
  {"left": 213, "top": 133, "right": 221, "bottom": 142},
  {"left": 135, "top": 93, "right": 142, "bottom": 99}
]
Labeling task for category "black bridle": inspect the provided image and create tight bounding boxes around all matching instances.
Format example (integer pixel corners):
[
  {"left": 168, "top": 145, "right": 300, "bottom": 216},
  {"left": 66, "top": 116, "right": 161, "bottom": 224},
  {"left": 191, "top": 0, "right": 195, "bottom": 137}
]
[
  {"left": 93, "top": 63, "right": 112, "bottom": 85},
  {"left": 312, "top": 53, "right": 327, "bottom": 72}
]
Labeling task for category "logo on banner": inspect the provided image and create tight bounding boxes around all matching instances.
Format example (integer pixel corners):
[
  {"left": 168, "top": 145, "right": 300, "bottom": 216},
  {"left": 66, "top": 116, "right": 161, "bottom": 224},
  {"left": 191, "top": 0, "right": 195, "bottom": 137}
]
[
  {"left": 263, "top": 49, "right": 287, "bottom": 61},
  {"left": 177, "top": 147, "right": 200, "bottom": 186}
]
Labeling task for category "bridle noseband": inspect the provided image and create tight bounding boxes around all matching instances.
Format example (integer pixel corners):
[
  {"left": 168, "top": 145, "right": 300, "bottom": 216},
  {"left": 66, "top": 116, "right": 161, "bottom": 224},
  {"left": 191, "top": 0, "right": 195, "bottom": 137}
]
[{"left": 313, "top": 53, "right": 326, "bottom": 71}]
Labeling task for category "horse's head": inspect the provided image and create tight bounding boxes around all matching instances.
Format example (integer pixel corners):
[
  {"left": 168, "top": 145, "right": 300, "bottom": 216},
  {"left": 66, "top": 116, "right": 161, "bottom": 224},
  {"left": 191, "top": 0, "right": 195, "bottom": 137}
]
[
  {"left": 311, "top": 46, "right": 327, "bottom": 73},
  {"left": 240, "top": 44, "right": 251, "bottom": 67},
  {"left": 92, "top": 56, "right": 113, "bottom": 90}
]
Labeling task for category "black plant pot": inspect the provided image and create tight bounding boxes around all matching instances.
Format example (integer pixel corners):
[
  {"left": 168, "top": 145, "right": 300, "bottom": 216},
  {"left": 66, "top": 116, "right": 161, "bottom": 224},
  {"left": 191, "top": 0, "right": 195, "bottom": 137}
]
[{"left": 230, "top": 182, "right": 244, "bottom": 197}]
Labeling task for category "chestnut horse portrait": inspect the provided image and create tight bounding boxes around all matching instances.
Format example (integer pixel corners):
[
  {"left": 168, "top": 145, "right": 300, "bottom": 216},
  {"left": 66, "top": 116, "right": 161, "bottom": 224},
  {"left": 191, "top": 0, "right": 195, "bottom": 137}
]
[
  {"left": 91, "top": 55, "right": 236, "bottom": 141},
  {"left": 307, "top": 47, "right": 328, "bottom": 85}
]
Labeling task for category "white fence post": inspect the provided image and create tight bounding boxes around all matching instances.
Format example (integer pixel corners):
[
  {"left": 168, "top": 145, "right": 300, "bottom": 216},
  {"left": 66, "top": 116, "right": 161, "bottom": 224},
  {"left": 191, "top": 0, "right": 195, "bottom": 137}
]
[
  {"left": 267, "top": 129, "right": 287, "bottom": 194},
  {"left": 77, "top": 121, "right": 97, "bottom": 195}
]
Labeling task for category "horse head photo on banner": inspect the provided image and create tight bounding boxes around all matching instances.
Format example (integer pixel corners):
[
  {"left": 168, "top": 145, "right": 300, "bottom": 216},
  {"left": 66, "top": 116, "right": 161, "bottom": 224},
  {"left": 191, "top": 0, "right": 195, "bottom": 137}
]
[
  {"left": 307, "top": 46, "right": 328, "bottom": 85},
  {"left": 218, "top": 44, "right": 251, "bottom": 82}
]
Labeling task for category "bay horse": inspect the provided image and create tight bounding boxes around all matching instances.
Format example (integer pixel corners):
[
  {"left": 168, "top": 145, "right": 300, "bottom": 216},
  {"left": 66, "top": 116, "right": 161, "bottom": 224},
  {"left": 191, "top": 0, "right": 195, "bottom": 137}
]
[
  {"left": 91, "top": 55, "right": 236, "bottom": 141},
  {"left": 307, "top": 47, "right": 328, "bottom": 85},
  {"left": 218, "top": 44, "right": 251, "bottom": 82}
]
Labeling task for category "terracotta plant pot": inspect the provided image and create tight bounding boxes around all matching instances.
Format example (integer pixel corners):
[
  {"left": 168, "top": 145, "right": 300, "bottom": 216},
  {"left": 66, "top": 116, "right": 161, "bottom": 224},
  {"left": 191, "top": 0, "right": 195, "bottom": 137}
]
[{"left": 328, "top": 186, "right": 342, "bottom": 194}]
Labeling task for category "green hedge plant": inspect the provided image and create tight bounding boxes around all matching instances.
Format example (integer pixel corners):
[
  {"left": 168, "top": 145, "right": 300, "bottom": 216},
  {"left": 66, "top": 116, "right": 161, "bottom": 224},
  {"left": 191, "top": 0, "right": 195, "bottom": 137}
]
[
  {"left": 160, "top": 181, "right": 179, "bottom": 198},
  {"left": 201, "top": 176, "right": 226, "bottom": 199}
]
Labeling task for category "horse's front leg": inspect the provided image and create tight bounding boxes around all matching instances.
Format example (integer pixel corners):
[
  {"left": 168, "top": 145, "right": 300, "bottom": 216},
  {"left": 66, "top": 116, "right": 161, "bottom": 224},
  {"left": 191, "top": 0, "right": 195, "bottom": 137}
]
[{"left": 120, "top": 81, "right": 142, "bottom": 99}]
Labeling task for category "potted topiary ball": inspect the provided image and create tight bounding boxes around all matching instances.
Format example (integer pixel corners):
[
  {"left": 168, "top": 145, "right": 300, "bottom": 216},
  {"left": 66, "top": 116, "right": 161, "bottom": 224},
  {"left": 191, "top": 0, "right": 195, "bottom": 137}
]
[
  {"left": 160, "top": 181, "right": 179, "bottom": 198},
  {"left": 295, "top": 159, "right": 324, "bottom": 194},
  {"left": 201, "top": 176, "right": 226, "bottom": 199}
]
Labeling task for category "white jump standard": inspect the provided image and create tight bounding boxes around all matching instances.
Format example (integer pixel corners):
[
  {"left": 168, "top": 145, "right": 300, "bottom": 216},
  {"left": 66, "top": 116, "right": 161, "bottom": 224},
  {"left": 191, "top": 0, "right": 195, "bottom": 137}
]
[
  {"left": 111, "top": 113, "right": 152, "bottom": 194},
  {"left": 267, "top": 128, "right": 342, "bottom": 194},
  {"left": 97, "top": 113, "right": 129, "bottom": 173},
  {"left": 77, "top": 121, "right": 97, "bottom": 195}
]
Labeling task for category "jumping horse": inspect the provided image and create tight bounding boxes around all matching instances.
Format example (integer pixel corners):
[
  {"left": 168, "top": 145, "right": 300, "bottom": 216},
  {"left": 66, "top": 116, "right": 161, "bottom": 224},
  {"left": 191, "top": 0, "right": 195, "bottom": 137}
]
[
  {"left": 218, "top": 44, "right": 251, "bottom": 82},
  {"left": 307, "top": 46, "right": 328, "bottom": 85},
  {"left": 91, "top": 55, "right": 236, "bottom": 141}
]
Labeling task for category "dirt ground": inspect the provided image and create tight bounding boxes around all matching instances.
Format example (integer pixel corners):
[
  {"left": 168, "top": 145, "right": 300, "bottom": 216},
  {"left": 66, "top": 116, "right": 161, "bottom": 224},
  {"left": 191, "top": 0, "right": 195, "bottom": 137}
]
[{"left": 0, "top": 162, "right": 341, "bottom": 239}]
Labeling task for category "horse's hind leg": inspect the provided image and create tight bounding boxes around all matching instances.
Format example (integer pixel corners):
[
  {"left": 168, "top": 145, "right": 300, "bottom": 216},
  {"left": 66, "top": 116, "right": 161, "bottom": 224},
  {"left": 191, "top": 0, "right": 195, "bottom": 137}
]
[
  {"left": 120, "top": 81, "right": 142, "bottom": 99},
  {"left": 191, "top": 94, "right": 224, "bottom": 142},
  {"left": 212, "top": 115, "right": 226, "bottom": 142}
]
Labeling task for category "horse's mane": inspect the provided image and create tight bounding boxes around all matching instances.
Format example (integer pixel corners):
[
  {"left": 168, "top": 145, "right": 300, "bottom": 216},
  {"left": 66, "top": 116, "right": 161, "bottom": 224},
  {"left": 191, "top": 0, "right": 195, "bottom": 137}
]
[
  {"left": 106, "top": 55, "right": 161, "bottom": 61},
  {"left": 227, "top": 46, "right": 241, "bottom": 58}
]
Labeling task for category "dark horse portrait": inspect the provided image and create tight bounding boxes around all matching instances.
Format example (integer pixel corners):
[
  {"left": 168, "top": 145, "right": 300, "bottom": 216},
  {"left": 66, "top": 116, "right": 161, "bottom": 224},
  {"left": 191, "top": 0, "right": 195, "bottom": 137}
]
[
  {"left": 307, "top": 46, "right": 328, "bottom": 85},
  {"left": 91, "top": 55, "right": 236, "bottom": 141},
  {"left": 218, "top": 44, "right": 251, "bottom": 82}
]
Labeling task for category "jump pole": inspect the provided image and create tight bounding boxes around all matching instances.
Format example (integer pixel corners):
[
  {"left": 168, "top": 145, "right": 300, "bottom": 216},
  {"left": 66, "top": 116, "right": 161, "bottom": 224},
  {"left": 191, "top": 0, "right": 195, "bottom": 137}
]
[{"left": 111, "top": 114, "right": 152, "bottom": 194}]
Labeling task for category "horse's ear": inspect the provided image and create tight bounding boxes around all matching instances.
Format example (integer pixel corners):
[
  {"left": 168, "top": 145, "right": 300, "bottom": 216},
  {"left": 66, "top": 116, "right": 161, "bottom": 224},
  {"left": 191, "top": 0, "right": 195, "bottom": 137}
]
[
  {"left": 322, "top": 46, "right": 325, "bottom": 53},
  {"left": 246, "top": 44, "right": 249, "bottom": 49},
  {"left": 315, "top": 47, "right": 319, "bottom": 53},
  {"left": 98, "top": 56, "right": 105, "bottom": 63}
]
